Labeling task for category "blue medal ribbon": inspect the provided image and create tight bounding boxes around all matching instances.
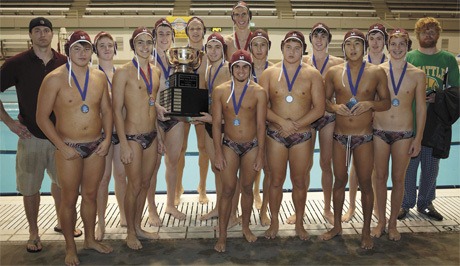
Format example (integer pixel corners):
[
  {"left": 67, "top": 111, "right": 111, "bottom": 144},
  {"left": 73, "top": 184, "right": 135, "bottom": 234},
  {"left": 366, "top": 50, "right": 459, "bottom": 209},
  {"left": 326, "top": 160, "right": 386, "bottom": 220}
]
[
  {"left": 132, "top": 58, "right": 154, "bottom": 105},
  {"left": 346, "top": 61, "right": 366, "bottom": 98},
  {"left": 208, "top": 62, "right": 224, "bottom": 95},
  {"left": 282, "top": 63, "right": 302, "bottom": 102},
  {"left": 389, "top": 61, "right": 408, "bottom": 107},
  {"left": 312, "top": 54, "right": 329, "bottom": 75},
  {"left": 154, "top": 50, "right": 171, "bottom": 83},
  {"left": 66, "top": 63, "right": 90, "bottom": 113},
  {"left": 98, "top": 65, "right": 115, "bottom": 89},
  {"left": 367, "top": 54, "right": 385, "bottom": 64},
  {"left": 252, "top": 61, "right": 268, "bottom": 83},
  {"left": 231, "top": 81, "right": 249, "bottom": 126}
]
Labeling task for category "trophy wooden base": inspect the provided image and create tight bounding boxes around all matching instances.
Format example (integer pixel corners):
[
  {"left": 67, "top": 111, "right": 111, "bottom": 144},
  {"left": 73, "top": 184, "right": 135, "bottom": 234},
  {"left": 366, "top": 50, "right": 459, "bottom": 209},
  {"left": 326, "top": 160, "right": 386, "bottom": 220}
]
[{"left": 160, "top": 87, "right": 208, "bottom": 117}]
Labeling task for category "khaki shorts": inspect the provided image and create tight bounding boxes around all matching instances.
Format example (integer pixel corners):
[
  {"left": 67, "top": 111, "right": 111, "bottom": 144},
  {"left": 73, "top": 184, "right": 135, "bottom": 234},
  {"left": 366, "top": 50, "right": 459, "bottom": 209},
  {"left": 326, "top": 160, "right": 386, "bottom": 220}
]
[{"left": 16, "top": 135, "right": 59, "bottom": 196}]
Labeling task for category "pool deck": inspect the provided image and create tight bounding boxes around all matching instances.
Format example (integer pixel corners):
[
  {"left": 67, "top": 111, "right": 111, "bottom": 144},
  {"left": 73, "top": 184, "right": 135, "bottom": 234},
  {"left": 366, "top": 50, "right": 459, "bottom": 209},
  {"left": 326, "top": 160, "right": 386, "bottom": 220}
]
[{"left": 1, "top": 189, "right": 459, "bottom": 242}]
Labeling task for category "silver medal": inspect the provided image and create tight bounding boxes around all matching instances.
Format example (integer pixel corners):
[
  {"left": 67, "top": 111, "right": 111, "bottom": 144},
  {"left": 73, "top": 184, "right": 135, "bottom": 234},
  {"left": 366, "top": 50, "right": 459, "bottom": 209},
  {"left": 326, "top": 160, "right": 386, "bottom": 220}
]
[
  {"left": 233, "top": 118, "right": 240, "bottom": 126},
  {"left": 285, "top": 95, "right": 293, "bottom": 103},
  {"left": 81, "top": 104, "right": 89, "bottom": 113},
  {"left": 392, "top": 98, "right": 400, "bottom": 107}
]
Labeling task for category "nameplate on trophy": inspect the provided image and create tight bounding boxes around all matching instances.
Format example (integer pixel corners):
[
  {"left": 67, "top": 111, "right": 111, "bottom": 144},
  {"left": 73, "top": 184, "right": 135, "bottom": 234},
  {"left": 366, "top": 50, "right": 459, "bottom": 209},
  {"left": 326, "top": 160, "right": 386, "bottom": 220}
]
[{"left": 169, "top": 72, "right": 199, "bottom": 89}]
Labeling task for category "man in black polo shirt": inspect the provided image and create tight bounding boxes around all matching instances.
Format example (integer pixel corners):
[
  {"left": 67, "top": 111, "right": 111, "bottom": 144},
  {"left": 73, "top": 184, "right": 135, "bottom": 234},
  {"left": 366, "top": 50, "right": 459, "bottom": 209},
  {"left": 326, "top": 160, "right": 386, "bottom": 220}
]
[{"left": 0, "top": 17, "right": 81, "bottom": 253}]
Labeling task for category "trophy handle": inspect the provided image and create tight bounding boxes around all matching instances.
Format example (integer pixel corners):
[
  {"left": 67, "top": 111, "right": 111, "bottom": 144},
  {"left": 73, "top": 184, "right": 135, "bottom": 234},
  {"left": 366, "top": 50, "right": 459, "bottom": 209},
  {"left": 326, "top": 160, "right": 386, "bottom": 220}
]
[
  {"left": 164, "top": 49, "right": 175, "bottom": 67},
  {"left": 192, "top": 50, "right": 204, "bottom": 70}
]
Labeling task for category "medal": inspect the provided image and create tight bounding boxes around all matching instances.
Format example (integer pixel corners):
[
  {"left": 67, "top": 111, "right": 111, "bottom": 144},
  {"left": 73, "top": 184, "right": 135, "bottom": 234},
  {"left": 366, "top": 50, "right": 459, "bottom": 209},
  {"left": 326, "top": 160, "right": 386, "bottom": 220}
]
[
  {"left": 165, "top": 79, "right": 169, "bottom": 88},
  {"left": 231, "top": 81, "right": 250, "bottom": 127},
  {"left": 389, "top": 61, "right": 407, "bottom": 108},
  {"left": 132, "top": 58, "right": 154, "bottom": 106},
  {"left": 66, "top": 63, "right": 90, "bottom": 114},
  {"left": 346, "top": 61, "right": 366, "bottom": 110},
  {"left": 81, "top": 104, "right": 89, "bottom": 113},
  {"left": 282, "top": 62, "right": 302, "bottom": 104}
]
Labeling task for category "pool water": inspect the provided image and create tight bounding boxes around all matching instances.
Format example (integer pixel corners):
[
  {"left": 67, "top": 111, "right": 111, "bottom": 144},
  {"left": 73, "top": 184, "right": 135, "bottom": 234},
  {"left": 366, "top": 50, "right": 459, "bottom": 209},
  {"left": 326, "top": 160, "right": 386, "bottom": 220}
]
[{"left": 1, "top": 90, "right": 459, "bottom": 194}]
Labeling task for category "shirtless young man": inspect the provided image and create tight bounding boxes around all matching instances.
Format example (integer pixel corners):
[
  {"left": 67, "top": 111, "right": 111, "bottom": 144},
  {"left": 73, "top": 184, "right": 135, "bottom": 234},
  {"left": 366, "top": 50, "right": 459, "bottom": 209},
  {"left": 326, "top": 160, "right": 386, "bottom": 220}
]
[
  {"left": 112, "top": 27, "right": 161, "bottom": 250},
  {"left": 147, "top": 18, "right": 187, "bottom": 223},
  {"left": 319, "top": 29, "right": 390, "bottom": 249},
  {"left": 213, "top": 49, "right": 267, "bottom": 252},
  {"left": 260, "top": 31, "right": 325, "bottom": 241},
  {"left": 36, "top": 30, "right": 113, "bottom": 265},
  {"left": 344, "top": 23, "right": 389, "bottom": 222},
  {"left": 286, "top": 23, "right": 344, "bottom": 225},
  {"left": 176, "top": 16, "right": 210, "bottom": 205},
  {"left": 194, "top": 33, "right": 235, "bottom": 222},
  {"left": 225, "top": 1, "right": 253, "bottom": 60},
  {"left": 93, "top": 31, "right": 127, "bottom": 241},
  {"left": 371, "top": 28, "right": 426, "bottom": 241},
  {"left": 249, "top": 29, "right": 273, "bottom": 226}
]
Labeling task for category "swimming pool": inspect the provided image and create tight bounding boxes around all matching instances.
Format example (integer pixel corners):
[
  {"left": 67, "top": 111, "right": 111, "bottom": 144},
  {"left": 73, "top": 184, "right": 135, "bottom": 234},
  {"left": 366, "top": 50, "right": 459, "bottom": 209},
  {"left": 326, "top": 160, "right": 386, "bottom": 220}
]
[{"left": 1, "top": 89, "right": 459, "bottom": 195}]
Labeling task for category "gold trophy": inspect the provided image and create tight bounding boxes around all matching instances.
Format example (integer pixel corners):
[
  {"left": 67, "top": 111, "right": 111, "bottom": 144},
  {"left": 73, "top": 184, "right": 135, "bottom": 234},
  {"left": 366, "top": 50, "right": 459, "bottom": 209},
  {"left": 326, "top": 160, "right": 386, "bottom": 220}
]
[{"left": 160, "top": 47, "right": 208, "bottom": 117}]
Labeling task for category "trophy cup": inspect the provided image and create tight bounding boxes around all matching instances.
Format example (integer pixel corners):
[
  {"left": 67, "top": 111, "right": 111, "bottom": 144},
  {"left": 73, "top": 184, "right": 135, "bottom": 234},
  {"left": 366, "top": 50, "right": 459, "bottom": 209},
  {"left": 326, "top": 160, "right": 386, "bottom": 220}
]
[{"left": 159, "top": 47, "right": 208, "bottom": 118}]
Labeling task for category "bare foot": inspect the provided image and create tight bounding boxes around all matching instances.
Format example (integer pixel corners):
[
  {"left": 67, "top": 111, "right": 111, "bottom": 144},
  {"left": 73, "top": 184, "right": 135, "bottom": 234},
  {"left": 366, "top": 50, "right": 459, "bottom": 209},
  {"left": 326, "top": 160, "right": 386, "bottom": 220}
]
[
  {"left": 148, "top": 210, "right": 163, "bottom": 227},
  {"left": 319, "top": 227, "right": 342, "bottom": 241},
  {"left": 200, "top": 207, "right": 218, "bottom": 220},
  {"left": 264, "top": 223, "right": 279, "bottom": 239},
  {"left": 166, "top": 206, "right": 186, "bottom": 220},
  {"left": 286, "top": 214, "right": 296, "bottom": 225},
  {"left": 388, "top": 227, "right": 401, "bottom": 241},
  {"left": 228, "top": 215, "right": 241, "bottom": 229},
  {"left": 341, "top": 208, "right": 355, "bottom": 222},
  {"left": 361, "top": 234, "right": 374, "bottom": 249},
  {"left": 260, "top": 211, "right": 271, "bottom": 226},
  {"left": 95, "top": 224, "right": 105, "bottom": 241},
  {"left": 371, "top": 222, "right": 386, "bottom": 238},
  {"left": 323, "top": 210, "right": 334, "bottom": 225},
  {"left": 64, "top": 250, "right": 80, "bottom": 266},
  {"left": 136, "top": 228, "right": 160, "bottom": 240},
  {"left": 83, "top": 240, "right": 113, "bottom": 253},
  {"left": 243, "top": 228, "right": 257, "bottom": 243},
  {"left": 197, "top": 187, "right": 209, "bottom": 204},
  {"left": 126, "top": 234, "right": 142, "bottom": 250},
  {"left": 295, "top": 225, "right": 310, "bottom": 241},
  {"left": 214, "top": 238, "right": 226, "bottom": 252},
  {"left": 254, "top": 193, "right": 262, "bottom": 210}
]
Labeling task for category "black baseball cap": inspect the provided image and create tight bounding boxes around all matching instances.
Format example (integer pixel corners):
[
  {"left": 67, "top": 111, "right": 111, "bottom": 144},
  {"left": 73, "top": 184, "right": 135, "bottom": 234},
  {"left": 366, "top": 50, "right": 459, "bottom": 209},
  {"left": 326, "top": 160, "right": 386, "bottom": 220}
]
[{"left": 29, "top": 17, "right": 53, "bottom": 33}]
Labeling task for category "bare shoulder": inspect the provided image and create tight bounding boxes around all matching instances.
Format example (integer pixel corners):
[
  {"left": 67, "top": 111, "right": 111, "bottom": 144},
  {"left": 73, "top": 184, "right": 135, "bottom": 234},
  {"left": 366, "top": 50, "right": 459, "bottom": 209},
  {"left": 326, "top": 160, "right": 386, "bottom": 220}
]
[
  {"left": 215, "top": 80, "right": 230, "bottom": 92},
  {"left": 407, "top": 62, "right": 425, "bottom": 77},
  {"left": 91, "top": 67, "right": 106, "bottom": 79},
  {"left": 379, "top": 61, "right": 390, "bottom": 71},
  {"left": 327, "top": 63, "right": 345, "bottom": 75},
  {"left": 367, "top": 63, "right": 385, "bottom": 74},
  {"left": 328, "top": 55, "right": 344, "bottom": 66},
  {"left": 43, "top": 65, "right": 66, "bottom": 84}
]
